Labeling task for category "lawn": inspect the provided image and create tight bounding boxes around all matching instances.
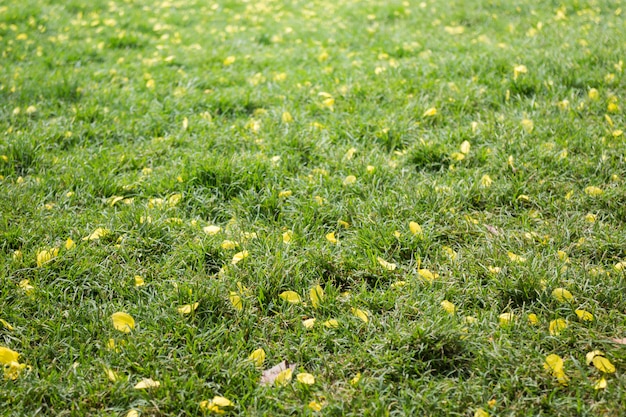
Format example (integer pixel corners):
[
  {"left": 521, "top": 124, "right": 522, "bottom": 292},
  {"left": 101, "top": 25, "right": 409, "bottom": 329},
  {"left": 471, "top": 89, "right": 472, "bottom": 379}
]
[{"left": 1, "top": 0, "right": 625, "bottom": 415}]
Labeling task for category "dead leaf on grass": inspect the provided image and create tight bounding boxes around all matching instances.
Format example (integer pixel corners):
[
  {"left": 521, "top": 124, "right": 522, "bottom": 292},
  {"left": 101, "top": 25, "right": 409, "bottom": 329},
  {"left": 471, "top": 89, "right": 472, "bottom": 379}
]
[
  {"left": 260, "top": 360, "right": 296, "bottom": 386},
  {"left": 484, "top": 224, "right": 500, "bottom": 236},
  {"left": 610, "top": 337, "right": 626, "bottom": 345}
]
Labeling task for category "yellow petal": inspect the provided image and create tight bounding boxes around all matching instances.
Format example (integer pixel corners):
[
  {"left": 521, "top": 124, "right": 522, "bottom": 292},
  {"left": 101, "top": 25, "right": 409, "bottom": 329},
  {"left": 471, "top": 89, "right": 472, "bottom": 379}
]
[
  {"left": 111, "top": 312, "right": 135, "bottom": 333},
  {"left": 507, "top": 252, "right": 526, "bottom": 263},
  {"left": 544, "top": 354, "right": 564, "bottom": 373},
  {"left": 278, "top": 190, "right": 292, "bottom": 198},
  {"left": 308, "top": 401, "right": 323, "bottom": 411},
  {"left": 296, "top": 372, "right": 315, "bottom": 385},
  {"left": 377, "top": 256, "right": 397, "bottom": 271},
  {"left": 343, "top": 175, "right": 357, "bottom": 185},
  {"left": 423, "top": 107, "right": 437, "bottom": 117},
  {"left": 3, "top": 361, "right": 27, "bottom": 380},
  {"left": 409, "top": 221, "right": 422, "bottom": 236},
  {"left": 303, "top": 318, "right": 316, "bottom": 329},
  {"left": 126, "top": 410, "right": 139, "bottom": 417},
  {"left": 282, "top": 231, "right": 293, "bottom": 243},
  {"left": 134, "top": 378, "right": 160, "bottom": 389},
  {"left": 211, "top": 396, "right": 234, "bottom": 408},
  {"left": 231, "top": 250, "right": 249, "bottom": 265},
  {"left": 0, "top": 319, "right": 14, "bottom": 331},
  {"left": 177, "top": 302, "right": 199, "bottom": 315},
  {"left": 221, "top": 240, "right": 237, "bottom": 249},
  {"left": 36, "top": 248, "right": 59, "bottom": 267},
  {"left": 584, "top": 186, "right": 603, "bottom": 197},
  {"left": 586, "top": 350, "right": 604, "bottom": 365},
  {"left": 323, "top": 319, "right": 339, "bottom": 328},
  {"left": 104, "top": 367, "right": 119, "bottom": 382},
  {"left": 594, "top": 377, "right": 608, "bottom": 390},
  {"left": 499, "top": 312, "right": 514, "bottom": 326},
  {"left": 203, "top": 225, "right": 221, "bottom": 235},
  {"left": 325, "top": 232, "right": 338, "bottom": 244},
  {"left": 441, "top": 300, "right": 456, "bottom": 314},
  {"left": 575, "top": 309, "right": 593, "bottom": 322},
  {"left": 350, "top": 372, "right": 361, "bottom": 386},
  {"left": 474, "top": 408, "right": 490, "bottom": 417},
  {"left": 274, "top": 368, "right": 293, "bottom": 386},
  {"left": 249, "top": 348, "right": 266, "bottom": 368},
  {"left": 549, "top": 319, "right": 567, "bottom": 336},
  {"left": 279, "top": 291, "right": 301, "bottom": 304},
  {"left": 351, "top": 308, "right": 369, "bottom": 323},
  {"left": 0, "top": 346, "right": 19, "bottom": 365},
  {"left": 229, "top": 292, "right": 243, "bottom": 311},
  {"left": 460, "top": 140, "right": 471, "bottom": 155},
  {"left": 418, "top": 269, "right": 437, "bottom": 281},
  {"left": 310, "top": 285, "right": 324, "bottom": 309},
  {"left": 65, "top": 238, "right": 76, "bottom": 250},
  {"left": 527, "top": 313, "right": 539, "bottom": 325},
  {"left": 592, "top": 356, "right": 616, "bottom": 373},
  {"left": 134, "top": 275, "right": 145, "bottom": 287},
  {"left": 82, "top": 227, "right": 110, "bottom": 241},
  {"left": 551, "top": 288, "right": 573, "bottom": 302}
]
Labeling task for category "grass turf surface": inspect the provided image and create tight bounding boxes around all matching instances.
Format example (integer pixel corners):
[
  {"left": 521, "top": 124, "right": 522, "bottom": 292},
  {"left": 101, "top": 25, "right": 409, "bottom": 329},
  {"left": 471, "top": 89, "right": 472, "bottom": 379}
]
[{"left": 1, "top": 0, "right": 626, "bottom": 415}]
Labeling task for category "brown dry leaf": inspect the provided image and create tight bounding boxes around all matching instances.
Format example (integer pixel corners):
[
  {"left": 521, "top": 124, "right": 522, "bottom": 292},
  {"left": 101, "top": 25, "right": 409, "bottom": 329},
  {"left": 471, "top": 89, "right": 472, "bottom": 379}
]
[
  {"left": 484, "top": 224, "right": 500, "bottom": 236},
  {"left": 260, "top": 360, "right": 296, "bottom": 386},
  {"left": 610, "top": 337, "right": 626, "bottom": 345}
]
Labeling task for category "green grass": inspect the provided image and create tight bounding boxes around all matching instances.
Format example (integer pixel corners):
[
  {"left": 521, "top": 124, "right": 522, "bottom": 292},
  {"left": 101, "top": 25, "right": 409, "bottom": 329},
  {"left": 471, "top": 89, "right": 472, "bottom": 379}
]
[{"left": 1, "top": 0, "right": 625, "bottom": 415}]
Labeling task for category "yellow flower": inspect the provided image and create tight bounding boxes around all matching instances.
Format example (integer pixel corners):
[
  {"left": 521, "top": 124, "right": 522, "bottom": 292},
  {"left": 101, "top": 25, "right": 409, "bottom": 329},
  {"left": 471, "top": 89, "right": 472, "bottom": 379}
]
[
  {"left": 343, "top": 175, "right": 357, "bottom": 185},
  {"left": 513, "top": 64, "right": 528, "bottom": 80},
  {"left": 549, "top": 318, "right": 568, "bottom": 335},
  {"left": 296, "top": 372, "right": 315, "bottom": 385},
  {"left": 586, "top": 351, "right": 616, "bottom": 373},
  {"left": 575, "top": 309, "right": 593, "bottom": 322},
  {"left": 377, "top": 256, "right": 397, "bottom": 271},
  {"left": 527, "top": 313, "right": 539, "bottom": 325},
  {"left": 0, "top": 347, "right": 19, "bottom": 365},
  {"left": 480, "top": 174, "right": 493, "bottom": 188},
  {"left": 82, "top": 227, "right": 110, "bottom": 241},
  {"left": 134, "top": 275, "right": 145, "bottom": 287},
  {"left": 418, "top": 269, "right": 438, "bottom": 282},
  {"left": 279, "top": 291, "right": 301, "bottom": 304},
  {"left": 409, "top": 221, "right": 422, "bottom": 236},
  {"left": 551, "top": 288, "right": 573, "bottom": 302},
  {"left": 440, "top": 300, "right": 456, "bottom": 314},
  {"left": 584, "top": 186, "right": 603, "bottom": 196},
  {"left": 588, "top": 88, "right": 599, "bottom": 100},
  {"left": 221, "top": 240, "right": 237, "bottom": 249},
  {"left": 223, "top": 56, "right": 236, "bottom": 66},
  {"left": 200, "top": 396, "right": 234, "bottom": 414},
  {"left": 310, "top": 285, "right": 324, "bottom": 309},
  {"left": 325, "top": 232, "right": 338, "bottom": 244},
  {"left": 302, "top": 318, "right": 316, "bottom": 329},
  {"left": 278, "top": 190, "right": 292, "bottom": 198},
  {"left": 133, "top": 378, "right": 160, "bottom": 389},
  {"left": 282, "top": 231, "right": 293, "bottom": 244},
  {"left": 474, "top": 408, "right": 490, "bottom": 417},
  {"left": 543, "top": 354, "right": 569, "bottom": 385},
  {"left": 323, "top": 319, "right": 339, "bottom": 328},
  {"left": 507, "top": 252, "right": 526, "bottom": 263},
  {"left": 308, "top": 401, "right": 323, "bottom": 411},
  {"left": 351, "top": 308, "right": 369, "bottom": 323},
  {"left": 229, "top": 292, "right": 243, "bottom": 311},
  {"left": 111, "top": 312, "right": 135, "bottom": 333},
  {"left": 281, "top": 111, "right": 293, "bottom": 123},
  {"left": 3, "top": 361, "right": 27, "bottom": 380},
  {"left": 274, "top": 368, "right": 293, "bottom": 386},
  {"left": 65, "top": 238, "right": 76, "bottom": 250},
  {"left": 248, "top": 348, "right": 265, "bottom": 368},
  {"left": 422, "top": 107, "right": 437, "bottom": 117},
  {"left": 203, "top": 225, "right": 222, "bottom": 235},
  {"left": 177, "top": 302, "right": 199, "bottom": 315},
  {"left": 520, "top": 119, "right": 534, "bottom": 133},
  {"left": 460, "top": 140, "right": 471, "bottom": 155},
  {"left": 499, "top": 312, "right": 514, "bottom": 327},
  {"left": 231, "top": 250, "right": 249, "bottom": 265},
  {"left": 36, "top": 247, "right": 59, "bottom": 267}
]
